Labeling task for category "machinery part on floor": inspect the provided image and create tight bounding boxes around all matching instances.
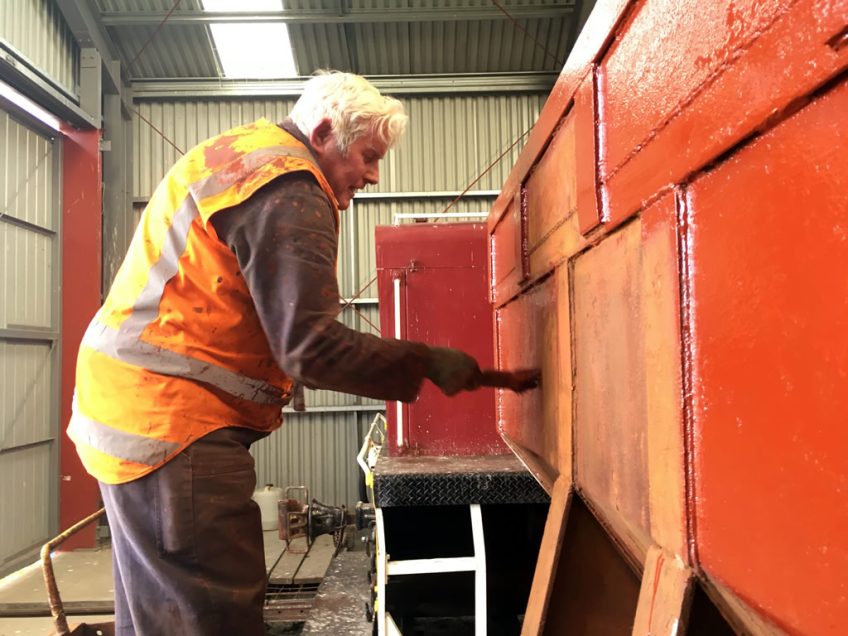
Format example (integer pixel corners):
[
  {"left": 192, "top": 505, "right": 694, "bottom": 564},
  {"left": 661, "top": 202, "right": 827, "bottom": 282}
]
[
  {"left": 279, "top": 486, "right": 310, "bottom": 553},
  {"left": 310, "top": 499, "right": 348, "bottom": 542},
  {"left": 478, "top": 368, "right": 541, "bottom": 393},
  {"left": 355, "top": 501, "right": 376, "bottom": 531},
  {"left": 40, "top": 507, "right": 113, "bottom": 636},
  {"left": 278, "top": 485, "right": 361, "bottom": 555}
]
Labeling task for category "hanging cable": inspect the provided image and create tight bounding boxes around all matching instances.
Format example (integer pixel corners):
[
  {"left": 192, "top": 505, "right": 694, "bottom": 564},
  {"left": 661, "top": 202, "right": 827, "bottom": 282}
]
[
  {"left": 132, "top": 106, "right": 186, "bottom": 156},
  {"left": 340, "top": 274, "right": 378, "bottom": 313},
  {"left": 126, "top": 0, "right": 184, "bottom": 74},
  {"left": 440, "top": 128, "right": 531, "bottom": 216},
  {"left": 122, "top": 0, "right": 188, "bottom": 156},
  {"left": 489, "top": 0, "right": 566, "bottom": 68},
  {"left": 351, "top": 304, "right": 381, "bottom": 332}
]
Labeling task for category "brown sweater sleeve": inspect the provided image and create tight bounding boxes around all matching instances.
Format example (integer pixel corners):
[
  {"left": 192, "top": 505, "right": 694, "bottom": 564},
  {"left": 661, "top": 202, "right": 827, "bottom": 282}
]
[{"left": 210, "top": 171, "right": 431, "bottom": 402}]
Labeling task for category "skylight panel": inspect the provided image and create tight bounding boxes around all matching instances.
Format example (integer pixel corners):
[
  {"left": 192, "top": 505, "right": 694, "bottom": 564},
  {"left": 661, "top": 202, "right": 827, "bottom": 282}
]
[{"left": 202, "top": 0, "right": 297, "bottom": 79}]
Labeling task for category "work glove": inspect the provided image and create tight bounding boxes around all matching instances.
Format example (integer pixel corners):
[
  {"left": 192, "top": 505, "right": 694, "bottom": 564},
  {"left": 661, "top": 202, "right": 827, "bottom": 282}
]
[{"left": 426, "top": 346, "right": 482, "bottom": 396}]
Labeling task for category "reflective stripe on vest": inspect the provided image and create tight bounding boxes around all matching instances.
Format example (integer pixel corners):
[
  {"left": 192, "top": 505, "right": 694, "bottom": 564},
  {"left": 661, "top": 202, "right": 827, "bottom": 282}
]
[
  {"left": 68, "top": 395, "right": 180, "bottom": 466},
  {"left": 189, "top": 145, "right": 317, "bottom": 202},
  {"left": 80, "top": 193, "right": 286, "bottom": 406}
]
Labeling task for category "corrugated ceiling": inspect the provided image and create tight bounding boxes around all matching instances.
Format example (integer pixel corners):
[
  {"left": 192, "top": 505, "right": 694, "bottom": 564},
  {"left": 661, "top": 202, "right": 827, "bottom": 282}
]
[{"left": 93, "top": 0, "right": 589, "bottom": 80}]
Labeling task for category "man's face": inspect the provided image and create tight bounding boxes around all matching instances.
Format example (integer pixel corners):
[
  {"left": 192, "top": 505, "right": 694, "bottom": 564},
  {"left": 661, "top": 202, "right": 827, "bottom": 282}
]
[{"left": 310, "top": 119, "right": 387, "bottom": 210}]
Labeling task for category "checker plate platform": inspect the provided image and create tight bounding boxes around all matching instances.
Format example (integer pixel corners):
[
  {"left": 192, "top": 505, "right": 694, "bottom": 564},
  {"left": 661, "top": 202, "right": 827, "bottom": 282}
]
[{"left": 373, "top": 454, "right": 549, "bottom": 507}]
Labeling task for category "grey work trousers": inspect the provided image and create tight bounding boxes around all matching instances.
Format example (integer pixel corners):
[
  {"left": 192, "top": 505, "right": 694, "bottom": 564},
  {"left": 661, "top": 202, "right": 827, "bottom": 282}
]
[{"left": 98, "top": 427, "right": 269, "bottom": 636}]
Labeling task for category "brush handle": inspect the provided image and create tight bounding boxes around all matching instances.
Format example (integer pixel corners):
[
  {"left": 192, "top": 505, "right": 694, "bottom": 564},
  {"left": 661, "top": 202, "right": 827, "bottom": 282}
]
[{"left": 478, "top": 368, "right": 541, "bottom": 393}]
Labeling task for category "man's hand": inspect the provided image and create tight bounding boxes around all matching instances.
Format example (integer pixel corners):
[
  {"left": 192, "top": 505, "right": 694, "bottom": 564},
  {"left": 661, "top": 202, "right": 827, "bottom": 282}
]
[{"left": 426, "top": 347, "right": 482, "bottom": 396}]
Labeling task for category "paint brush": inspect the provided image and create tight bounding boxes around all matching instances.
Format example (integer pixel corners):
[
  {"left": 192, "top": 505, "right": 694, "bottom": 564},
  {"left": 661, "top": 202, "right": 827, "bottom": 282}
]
[{"left": 478, "top": 368, "right": 541, "bottom": 393}]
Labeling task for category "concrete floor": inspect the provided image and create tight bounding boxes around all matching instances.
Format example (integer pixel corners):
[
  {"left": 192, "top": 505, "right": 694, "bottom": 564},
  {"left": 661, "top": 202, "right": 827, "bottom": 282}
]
[
  {"left": 301, "top": 550, "right": 372, "bottom": 636},
  {"left": 0, "top": 614, "right": 114, "bottom": 636},
  {"left": 0, "top": 548, "right": 113, "bottom": 636},
  {"left": 0, "top": 531, "right": 337, "bottom": 635}
]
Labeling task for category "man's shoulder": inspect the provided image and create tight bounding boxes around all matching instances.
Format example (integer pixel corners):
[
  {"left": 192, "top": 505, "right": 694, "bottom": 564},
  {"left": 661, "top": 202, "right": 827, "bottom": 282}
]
[{"left": 271, "top": 171, "right": 329, "bottom": 200}]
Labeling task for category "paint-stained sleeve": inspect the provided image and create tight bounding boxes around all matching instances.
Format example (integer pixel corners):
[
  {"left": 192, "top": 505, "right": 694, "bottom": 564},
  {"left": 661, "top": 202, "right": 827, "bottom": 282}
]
[{"left": 210, "top": 171, "right": 432, "bottom": 402}]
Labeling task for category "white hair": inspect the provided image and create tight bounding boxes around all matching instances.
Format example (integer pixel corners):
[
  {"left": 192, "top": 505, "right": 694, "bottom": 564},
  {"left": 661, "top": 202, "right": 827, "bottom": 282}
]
[{"left": 289, "top": 70, "right": 408, "bottom": 153}]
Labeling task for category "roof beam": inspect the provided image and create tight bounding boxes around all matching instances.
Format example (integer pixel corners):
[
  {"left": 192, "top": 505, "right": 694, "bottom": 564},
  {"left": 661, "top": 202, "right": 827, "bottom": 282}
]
[
  {"left": 0, "top": 40, "right": 97, "bottom": 128},
  {"left": 131, "top": 73, "right": 558, "bottom": 98},
  {"left": 101, "top": 5, "right": 575, "bottom": 27},
  {"left": 55, "top": 0, "right": 131, "bottom": 116}
]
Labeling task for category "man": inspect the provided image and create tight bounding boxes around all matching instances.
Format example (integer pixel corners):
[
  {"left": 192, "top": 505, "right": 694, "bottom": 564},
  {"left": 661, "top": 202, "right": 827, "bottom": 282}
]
[{"left": 68, "top": 71, "right": 481, "bottom": 635}]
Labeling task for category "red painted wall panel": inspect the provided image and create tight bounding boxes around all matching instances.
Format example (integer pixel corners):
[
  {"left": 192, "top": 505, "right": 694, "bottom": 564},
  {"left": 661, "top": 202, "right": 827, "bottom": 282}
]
[
  {"left": 59, "top": 126, "right": 102, "bottom": 549},
  {"left": 572, "top": 220, "right": 652, "bottom": 559},
  {"left": 601, "top": 0, "right": 847, "bottom": 227},
  {"left": 496, "top": 279, "right": 560, "bottom": 488},
  {"left": 600, "top": 0, "right": 792, "bottom": 175},
  {"left": 487, "top": 0, "right": 632, "bottom": 231},
  {"left": 490, "top": 199, "right": 523, "bottom": 307},
  {"left": 488, "top": 0, "right": 847, "bottom": 630},
  {"left": 689, "top": 82, "right": 848, "bottom": 634},
  {"left": 574, "top": 70, "right": 601, "bottom": 234}
]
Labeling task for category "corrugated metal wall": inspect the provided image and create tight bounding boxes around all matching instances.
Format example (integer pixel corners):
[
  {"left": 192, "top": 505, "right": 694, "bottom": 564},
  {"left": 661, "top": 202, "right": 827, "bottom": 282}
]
[
  {"left": 132, "top": 94, "right": 544, "bottom": 200},
  {"left": 128, "top": 91, "right": 545, "bottom": 507},
  {"left": 0, "top": 0, "right": 79, "bottom": 97},
  {"left": 132, "top": 99, "right": 298, "bottom": 198},
  {"left": 345, "top": 197, "right": 495, "bottom": 299},
  {"left": 252, "top": 411, "right": 381, "bottom": 509},
  {"left": 0, "top": 107, "right": 61, "bottom": 574},
  {"left": 389, "top": 95, "right": 543, "bottom": 192}
]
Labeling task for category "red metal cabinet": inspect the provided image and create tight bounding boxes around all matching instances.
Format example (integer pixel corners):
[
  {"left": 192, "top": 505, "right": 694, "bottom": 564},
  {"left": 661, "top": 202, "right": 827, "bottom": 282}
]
[{"left": 376, "top": 223, "right": 507, "bottom": 457}]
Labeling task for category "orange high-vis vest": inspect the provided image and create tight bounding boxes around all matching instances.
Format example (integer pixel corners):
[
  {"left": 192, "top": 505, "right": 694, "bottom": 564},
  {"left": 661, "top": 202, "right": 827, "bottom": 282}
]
[{"left": 68, "top": 119, "right": 340, "bottom": 484}]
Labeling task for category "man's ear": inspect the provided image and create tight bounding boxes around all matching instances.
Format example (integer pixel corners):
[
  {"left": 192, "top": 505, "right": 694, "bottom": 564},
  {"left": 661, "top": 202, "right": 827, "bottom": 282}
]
[{"left": 309, "top": 118, "right": 334, "bottom": 156}]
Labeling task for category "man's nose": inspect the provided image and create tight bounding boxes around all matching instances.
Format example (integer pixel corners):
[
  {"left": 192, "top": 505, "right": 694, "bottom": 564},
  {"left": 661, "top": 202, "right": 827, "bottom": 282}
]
[{"left": 364, "top": 164, "right": 379, "bottom": 185}]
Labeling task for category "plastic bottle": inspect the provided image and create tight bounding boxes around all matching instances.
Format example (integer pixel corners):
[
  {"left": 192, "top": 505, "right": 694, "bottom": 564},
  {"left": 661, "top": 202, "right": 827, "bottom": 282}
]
[{"left": 252, "top": 484, "right": 283, "bottom": 531}]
